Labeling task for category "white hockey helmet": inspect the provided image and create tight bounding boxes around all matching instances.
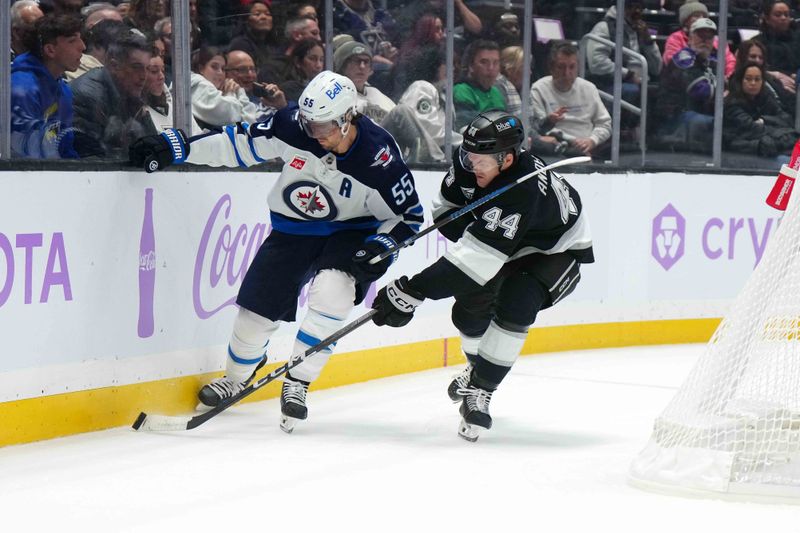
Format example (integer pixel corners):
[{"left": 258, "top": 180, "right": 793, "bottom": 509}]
[{"left": 297, "top": 70, "right": 358, "bottom": 138}]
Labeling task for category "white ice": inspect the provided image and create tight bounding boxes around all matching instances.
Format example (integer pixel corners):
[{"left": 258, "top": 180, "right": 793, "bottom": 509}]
[{"left": 1, "top": 344, "right": 799, "bottom": 532}]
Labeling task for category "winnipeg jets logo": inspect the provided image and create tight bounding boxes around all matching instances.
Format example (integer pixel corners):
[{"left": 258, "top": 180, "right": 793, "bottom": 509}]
[
  {"left": 296, "top": 187, "right": 326, "bottom": 213},
  {"left": 283, "top": 181, "right": 338, "bottom": 220},
  {"left": 371, "top": 146, "right": 394, "bottom": 168}
]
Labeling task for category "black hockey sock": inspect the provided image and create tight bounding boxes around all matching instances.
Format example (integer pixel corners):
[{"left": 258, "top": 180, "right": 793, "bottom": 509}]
[{"left": 471, "top": 357, "right": 511, "bottom": 391}]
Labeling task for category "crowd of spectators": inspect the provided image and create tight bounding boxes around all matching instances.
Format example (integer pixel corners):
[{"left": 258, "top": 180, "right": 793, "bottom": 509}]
[{"left": 7, "top": 0, "right": 800, "bottom": 166}]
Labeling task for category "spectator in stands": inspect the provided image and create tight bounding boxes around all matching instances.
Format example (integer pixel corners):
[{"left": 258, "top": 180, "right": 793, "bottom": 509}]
[
  {"left": 728, "top": 0, "right": 761, "bottom": 28},
  {"left": 723, "top": 61, "right": 796, "bottom": 160},
  {"left": 334, "top": 40, "right": 396, "bottom": 123},
  {"left": 225, "top": 49, "right": 287, "bottom": 116},
  {"left": 10, "top": 13, "right": 82, "bottom": 159},
  {"left": 495, "top": 45, "right": 525, "bottom": 118},
  {"left": 190, "top": 46, "right": 264, "bottom": 129},
  {"left": 280, "top": 38, "right": 325, "bottom": 102},
  {"left": 153, "top": 17, "right": 171, "bottom": 53},
  {"left": 453, "top": 39, "right": 506, "bottom": 131},
  {"left": 152, "top": 17, "right": 173, "bottom": 84},
  {"left": 393, "top": 0, "right": 482, "bottom": 39},
  {"left": 117, "top": 2, "right": 131, "bottom": 19},
  {"left": 662, "top": 1, "right": 736, "bottom": 79},
  {"left": 38, "top": 0, "right": 82, "bottom": 15},
  {"left": 392, "top": 12, "right": 445, "bottom": 99},
  {"left": 289, "top": 2, "right": 318, "bottom": 21},
  {"left": 530, "top": 42, "right": 611, "bottom": 158},
  {"left": 82, "top": 2, "right": 123, "bottom": 30},
  {"left": 228, "top": 1, "right": 284, "bottom": 82},
  {"left": 491, "top": 12, "right": 522, "bottom": 48},
  {"left": 66, "top": 19, "right": 125, "bottom": 82},
  {"left": 382, "top": 80, "right": 462, "bottom": 164},
  {"left": 754, "top": 1, "right": 800, "bottom": 83},
  {"left": 586, "top": 0, "right": 662, "bottom": 107},
  {"left": 333, "top": 0, "right": 398, "bottom": 71},
  {"left": 188, "top": 0, "right": 201, "bottom": 48},
  {"left": 257, "top": 15, "right": 322, "bottom": 81},
  {"left": 10, "top": 0, "right": 43, "bottom": 62},
  {"left": 70, "top": 30, "right": 158, "bottom": 159},
  {"left": 652, "top": 18, "right": 718, "bottom": 152},
  {"left": 124, "top": 0, "right": 167, "bottom": 37},
  {"left": 736, "top": 38, "right": 795, "bottom": 114},
  {"left": 285, "top": 16, "right": 321, "bottom": 53},
  {"left": 143, "top": 44, "right": 200, "bottom": 135}
]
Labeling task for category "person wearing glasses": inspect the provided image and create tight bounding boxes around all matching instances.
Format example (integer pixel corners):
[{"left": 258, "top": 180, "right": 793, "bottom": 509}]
[{"left": 225, "top": 49, "right": 286, "bottom": 113}]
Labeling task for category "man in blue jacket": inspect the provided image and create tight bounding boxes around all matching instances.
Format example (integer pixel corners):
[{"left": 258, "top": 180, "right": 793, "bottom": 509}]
[{"left": 10, "top": 13, "right": 84, "bottom": 159}]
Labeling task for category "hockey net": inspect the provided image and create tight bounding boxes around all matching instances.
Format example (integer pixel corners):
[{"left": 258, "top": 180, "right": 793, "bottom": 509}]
[{"left": 630, "top": 178, "right": 800, "bottom": 501}]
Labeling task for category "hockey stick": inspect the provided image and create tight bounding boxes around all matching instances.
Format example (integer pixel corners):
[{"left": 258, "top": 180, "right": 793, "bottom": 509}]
[
  {"left": 370, "top": 155, "right": 591, "bottom": 264},
  {"left": 131, "top": 309, "right": 377, "bottom": 432}
]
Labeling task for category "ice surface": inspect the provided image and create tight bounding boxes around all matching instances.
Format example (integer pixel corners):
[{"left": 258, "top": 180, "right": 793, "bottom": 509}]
[{"left": 1, "top": 344, "right": 798, "bottom": 532}]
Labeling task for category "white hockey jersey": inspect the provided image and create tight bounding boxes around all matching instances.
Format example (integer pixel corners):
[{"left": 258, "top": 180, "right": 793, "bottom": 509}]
[{"left": 185, "top": 105, "right": 424, "bottom": 243}]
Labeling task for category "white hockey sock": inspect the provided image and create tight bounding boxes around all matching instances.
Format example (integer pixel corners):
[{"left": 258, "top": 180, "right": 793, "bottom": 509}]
[
  {"left": 225, "top": 308, "right": 279, "bottom": 383},
  {"left": 289, "top": 308, "right": 345, "bottom": 383},
  {"left": 460, "top": 333, "right": 481, "bottom": 362},
  {"left": 477, "top": 320, "right": 527, "bottom": 369}
]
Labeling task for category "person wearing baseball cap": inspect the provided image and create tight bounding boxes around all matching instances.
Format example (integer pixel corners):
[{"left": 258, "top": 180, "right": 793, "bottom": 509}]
[
  {"left": 652, "top": 15, "right": 719, "bottom": 152},
  {"left": 662, "top": 1, "right": 735, "bottom": 78}
]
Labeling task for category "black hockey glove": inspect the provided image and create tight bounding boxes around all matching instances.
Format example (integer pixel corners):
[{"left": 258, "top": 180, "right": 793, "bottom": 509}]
[
  {"left": 371, "top": 276, "right": 425, "bottom": 328},
  {"left": 129, "top": 128, "right": 189, "bottom": 173},
  {"left": 351, "top": 234, "right": 399, "bottom": 281}
]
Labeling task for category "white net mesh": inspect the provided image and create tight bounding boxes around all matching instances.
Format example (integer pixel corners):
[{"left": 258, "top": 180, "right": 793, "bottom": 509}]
[{"left": 630, "top": 193, "right": 800, "bottom": 499}]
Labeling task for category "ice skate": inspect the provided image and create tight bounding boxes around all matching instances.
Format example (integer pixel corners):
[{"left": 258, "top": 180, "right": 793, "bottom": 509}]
[
  {"left": 457, "top": 384, "right": 493, "bottom": 442},
  {"left": 447, "top": 364, "right": 473, "bottom": 402},
  {"left": 197, "top": 357, "right": 266, "bottom": 409},
  {"left": 279, "top": 375, "right": 309, "bottom": 434}
]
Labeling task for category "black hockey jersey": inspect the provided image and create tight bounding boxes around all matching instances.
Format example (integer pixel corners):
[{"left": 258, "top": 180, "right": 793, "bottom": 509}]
[{"left": 410, "top": 150, "right": 594, "bottom": 299}]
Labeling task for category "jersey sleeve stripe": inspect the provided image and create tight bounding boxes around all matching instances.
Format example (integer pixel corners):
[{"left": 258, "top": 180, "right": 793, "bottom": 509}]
[
  {"left": 444, "top": 232, "right": 508, "bottom": 285},
  {"left": 240, "top": 122, "right": 267, "bottom": 163},
  {"left": 224, "top": 125, "right": 247, "bottom": 168}
]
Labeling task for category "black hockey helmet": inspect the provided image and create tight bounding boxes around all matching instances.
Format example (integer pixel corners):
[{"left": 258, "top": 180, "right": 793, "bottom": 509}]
[
  {"left": 461, "top": 110, "right": 525, "bottom": 156},
  {"left": 460, "top": 111, "right": 524, "bottom": 172}
]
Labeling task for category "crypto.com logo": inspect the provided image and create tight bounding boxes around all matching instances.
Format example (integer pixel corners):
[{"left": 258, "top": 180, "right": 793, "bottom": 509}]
[{"left": 652, "top": 204, "right": 685, "bottom": 271}]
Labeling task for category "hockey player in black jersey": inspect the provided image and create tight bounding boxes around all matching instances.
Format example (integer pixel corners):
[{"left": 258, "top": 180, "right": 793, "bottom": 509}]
[{"left": 370, "top": 110, "right": 594, "bottom": 441}]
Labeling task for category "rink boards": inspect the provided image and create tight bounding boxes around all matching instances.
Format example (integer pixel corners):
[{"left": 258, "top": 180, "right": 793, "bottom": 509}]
[{"left": 0, "top": 169, "right": 778, "bottom": 445}]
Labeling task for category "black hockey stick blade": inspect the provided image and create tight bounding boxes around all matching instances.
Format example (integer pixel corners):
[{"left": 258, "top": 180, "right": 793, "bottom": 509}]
[
  {"left": 369, "top": 155, "right": 591, "bottom": 264},
  {"left": 132, "top": 309, "right": 377, "bottom": 432}
]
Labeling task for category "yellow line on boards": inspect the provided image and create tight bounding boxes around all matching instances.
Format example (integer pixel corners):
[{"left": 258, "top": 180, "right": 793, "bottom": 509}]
[{"left": 0, "top": 318, "right": 720, "bottom": 447}]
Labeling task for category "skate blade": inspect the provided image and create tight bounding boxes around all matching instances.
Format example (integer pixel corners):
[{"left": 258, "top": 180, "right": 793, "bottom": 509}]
[
  {"left": 195, "top": 402, "right": 215, "bottom": 412},
  {"left": 458, "top": 419, "right": 484, "bottom": 442},
  {"left": 280, "top": 415, "right": 299, "bottom": 434}
]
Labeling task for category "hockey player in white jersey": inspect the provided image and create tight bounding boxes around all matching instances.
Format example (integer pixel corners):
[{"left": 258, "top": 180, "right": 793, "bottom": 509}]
[
  {"left": 129, "top": 71, "right": 423, "bottom": 433},
  {"left": 369, "top": 111, "right": 594, "bottom": 441}
]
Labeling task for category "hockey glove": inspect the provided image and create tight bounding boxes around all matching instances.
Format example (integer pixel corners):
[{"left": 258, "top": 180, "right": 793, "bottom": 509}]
[
  {"left": 351, "top": 234, "right": 400, "bottom": 281},
  {"left": 129, "top": 128, "right": 189, "bottom": 173},
  {"left": 371, "top": 276, "right": 425, "bottom": 328}
]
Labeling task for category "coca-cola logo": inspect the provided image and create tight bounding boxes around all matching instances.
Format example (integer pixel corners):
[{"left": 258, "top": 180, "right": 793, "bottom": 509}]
[
  {"left": 193, "top": 195, "right": 268, "bottom": 319},
  {"left": 139, "top": 250, "right": 156, "bottom": 271}
]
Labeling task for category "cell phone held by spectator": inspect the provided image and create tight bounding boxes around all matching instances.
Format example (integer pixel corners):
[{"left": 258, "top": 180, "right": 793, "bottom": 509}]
[{"left": 252, "top": 82, "right": 276, "bottom": 99}]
